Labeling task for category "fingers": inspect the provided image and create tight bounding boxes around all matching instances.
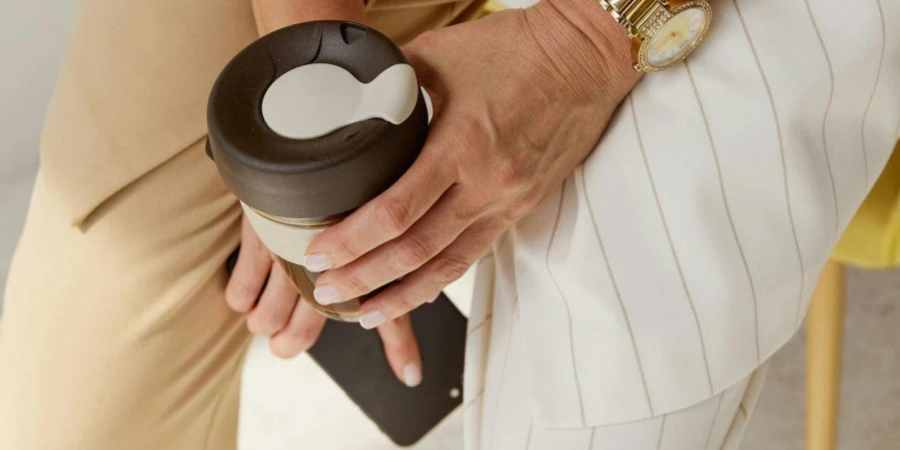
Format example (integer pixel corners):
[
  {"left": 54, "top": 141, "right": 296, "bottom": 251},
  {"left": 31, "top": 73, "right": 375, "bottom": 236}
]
[
  {"left": 246, "top": 263, "right": 298, "bottom": 336},
  {"left": 269, "top": 297, "right": 327, "bottom": 359},
  {"left": 358, "top": 219, "right": 503, "bottom": 328},
  {"left": 226, "top": 216, "right": 274, "bottom": 313},
  {"left": 312, "top": 187, "right": 479, "bottom": 304},
  {"left": 302, "top": 130, "right": 457, "bottom": 272},
  {"left": 376, "top": 315, "right": 423, "bottom": 387}
]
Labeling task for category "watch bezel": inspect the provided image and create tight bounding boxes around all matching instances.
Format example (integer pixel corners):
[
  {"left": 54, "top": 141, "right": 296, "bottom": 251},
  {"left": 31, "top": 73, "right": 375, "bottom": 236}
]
[{"left": 636, "top": 1, "right": 712, "bottom": 72}]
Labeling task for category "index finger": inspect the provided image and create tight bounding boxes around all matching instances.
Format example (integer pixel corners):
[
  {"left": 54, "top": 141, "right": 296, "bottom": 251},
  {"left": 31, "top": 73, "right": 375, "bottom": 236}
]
[
  {"left": 303, "top": 136, "right": 456, "bottom": 271},
  {"left": 377, "top": 315, "right": 423, "bottom": 387}
]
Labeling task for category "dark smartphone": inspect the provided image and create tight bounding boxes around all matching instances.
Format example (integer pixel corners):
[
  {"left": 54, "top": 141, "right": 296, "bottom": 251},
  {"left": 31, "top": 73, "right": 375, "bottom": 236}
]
[{"left": 226, "top": 247, "right": 467, "bottom": 447}]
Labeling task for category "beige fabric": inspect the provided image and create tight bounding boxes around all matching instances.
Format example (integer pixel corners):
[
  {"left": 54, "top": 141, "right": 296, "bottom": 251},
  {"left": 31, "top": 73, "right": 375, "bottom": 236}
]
[
  {"left": 0, "top": 146, "right": 247, "bottom": 449},
  {"left": 39, "top": 0, "right": 480, "bottom": 227},
  {"left": 39, "top": 0, "right": 257, "bottom": 226},
  {"left": 368, "top": 0, "right": 485, "bottom": 44},
  {"left": 0, "top": 1, "right": 479, "bottom": 449}
]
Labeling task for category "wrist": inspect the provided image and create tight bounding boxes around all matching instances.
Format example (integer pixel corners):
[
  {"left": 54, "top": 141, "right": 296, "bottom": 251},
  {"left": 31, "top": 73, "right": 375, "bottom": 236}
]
[{"left": 530, "top": 0, "right": 640, "bottom": 98}]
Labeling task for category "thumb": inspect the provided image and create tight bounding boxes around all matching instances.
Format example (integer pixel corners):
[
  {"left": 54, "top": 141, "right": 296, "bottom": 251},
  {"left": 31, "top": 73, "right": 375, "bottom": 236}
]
[{"left": 402, "top": 37, "right": 445, "bottom": 115}]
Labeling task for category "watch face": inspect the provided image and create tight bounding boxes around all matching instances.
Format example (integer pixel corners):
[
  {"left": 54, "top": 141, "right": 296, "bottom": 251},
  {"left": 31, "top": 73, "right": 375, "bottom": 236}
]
[{"left": 645, "top": 6, "right": 710, "bottom": 69}]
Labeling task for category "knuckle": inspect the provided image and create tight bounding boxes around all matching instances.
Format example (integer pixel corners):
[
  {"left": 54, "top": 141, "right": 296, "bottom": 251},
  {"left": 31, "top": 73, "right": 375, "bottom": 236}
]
[
  {"left": 246, "top": 315, "right": 265, "bottom": 335},
  {"left": 250, "top": 306, "right": 287, "bottom": 335},
  {"left": 226, "top": 284, "right": 255, "bottom": 312},
  {"left": 456, "top": 115, "right": 493, "bottom": 151},
  {"left": 375, "top": 195, "right": 414, "bottom": 236},
  {"left": 431, "top": 255, "right": 471, "bottom": 284},
  {"left": 396, "top": 294, "right": 421, "bottom": 313},
  {"left": 495, "top": 154, "right": 537, "bottom": 191},
  {"left": 394, "top": 236, "right": 435, "bottom": 268},
  {"left": 385, "top": 334, "right": 417, "bottom": 355},
  {"left": 498, "top": 206, "right": 520, "bottom": 225},
  {"left": 235, "top": 282, "right": 259, "bottom": 300},
  {"left": 511, "top": 187, "right": 544, "bottom": 218},
  {"left": 289, "top": 325, "right": 319, "bottom": 352},
  {"left": 449, "top": 193, "right": 483, "bottom": 224},
  {"left": 490, "top": 214, "right": 517, "bottom": 237},
  {"left": 263, "top": 309, "right": 288, "bottom": 330},
  {"left": 345, "top": 275, "right": 371, "bottom": 296},
  {"left": 335, "top": 238, "right": 359, "bottom": 262}
]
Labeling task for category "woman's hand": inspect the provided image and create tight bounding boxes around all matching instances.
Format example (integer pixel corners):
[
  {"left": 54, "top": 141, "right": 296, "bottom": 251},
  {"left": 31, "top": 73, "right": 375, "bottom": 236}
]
[
  {"left": 225, "top": 216, "right": 424, "bottom": 387},
  {"left": 226, "top": 217, "right": 327, "bottom": 357},
  {"left": 304, "top": 0, "right": 642, "bottom": 329},
  {"left": 228, "top": 0, "right": 424, "bottom": 388}
]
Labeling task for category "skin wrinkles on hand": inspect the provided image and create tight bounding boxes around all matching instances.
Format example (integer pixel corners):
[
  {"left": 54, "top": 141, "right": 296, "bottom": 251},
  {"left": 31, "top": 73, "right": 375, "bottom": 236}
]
[
  {"left": 229, "top": 0, "right": 642, "bottom": 388},
  {"left": 304, "top": 0, "right": 641, "bottom": 328}
]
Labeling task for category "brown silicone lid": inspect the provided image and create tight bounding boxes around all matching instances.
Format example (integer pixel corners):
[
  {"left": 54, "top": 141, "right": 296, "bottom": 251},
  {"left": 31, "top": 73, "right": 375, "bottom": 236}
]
[{"left": 206, "top": 21, "right": 429, "bottom": 220}]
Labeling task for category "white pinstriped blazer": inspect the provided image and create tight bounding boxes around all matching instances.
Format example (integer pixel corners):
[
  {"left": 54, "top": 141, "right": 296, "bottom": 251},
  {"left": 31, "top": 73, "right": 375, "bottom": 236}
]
[{"left": 464, "top": 0, "right": 900, "bottom": 431}]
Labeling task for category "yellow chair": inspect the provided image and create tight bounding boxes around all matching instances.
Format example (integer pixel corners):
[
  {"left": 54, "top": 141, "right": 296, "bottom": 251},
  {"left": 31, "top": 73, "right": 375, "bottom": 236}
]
[
  {"left": 806, "top": 260, "right": 845, "bottom": 450},
  {"left": 806, "top": 141, "right": 900, "bottom": 450}
]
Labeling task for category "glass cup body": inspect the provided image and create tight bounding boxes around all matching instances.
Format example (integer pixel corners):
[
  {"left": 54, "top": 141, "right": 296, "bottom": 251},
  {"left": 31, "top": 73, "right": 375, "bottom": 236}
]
[
  {"left": 278, "top": 251, "right": 365, "bottom": 322},
  {"left": 242, "top": 204, "right": 366, "bottom": 322}
]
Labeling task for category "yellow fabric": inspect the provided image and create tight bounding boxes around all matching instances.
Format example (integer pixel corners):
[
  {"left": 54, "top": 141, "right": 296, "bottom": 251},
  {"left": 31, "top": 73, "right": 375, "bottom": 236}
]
[
  {"left": 832, "top": 141, "right": 900, "bottom": 269},
  {"left": 476, "top": 0, "right": 507, "bottom": 17}
]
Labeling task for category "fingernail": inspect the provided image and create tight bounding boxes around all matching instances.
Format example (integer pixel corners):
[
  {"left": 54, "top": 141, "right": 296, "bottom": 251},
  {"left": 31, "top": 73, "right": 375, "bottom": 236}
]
[
  {"left": 303, "top": 253, "right": 332, "bottom": 272},
  {"left": 314, "top": 285, "right": 343, "bottom": 305},
  {"left": 403, "top": 363, "right": 422, "bottom": 387},
  {"left": 359, "top": 309, "right": 387, "bottom": 330}
]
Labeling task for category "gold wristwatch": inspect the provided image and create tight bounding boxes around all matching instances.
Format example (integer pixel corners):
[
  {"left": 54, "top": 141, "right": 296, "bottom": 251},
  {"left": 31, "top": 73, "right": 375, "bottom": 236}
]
[{"left": 599, "top": 0, "right": 712, "bottom": 72}]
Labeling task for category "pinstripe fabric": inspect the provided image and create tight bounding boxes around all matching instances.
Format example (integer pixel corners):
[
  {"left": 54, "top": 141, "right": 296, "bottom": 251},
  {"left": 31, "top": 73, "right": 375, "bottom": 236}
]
[
  {"left": 803, "top": 0, "right": 841, "bottom": 240},
  {"left": 579, "top": 165, "right": 654, "bottom": 415},
  {"left": 545, "top": 179, "right": 588, "bottom": 425},
  {"left": 861, "top": 0, "right": 888, "bottom": 187},
  {"left": 685, "top": 60, "right": 762, "bottom": 364},
  {"left": 465, "top": 0, "right": 900, "bottom": 445},
  {"left": 630, "top": 93, "right": 716, "bottom": 396},
  {"left": 730, "top": 0, "right": 808, "bottom": 329},
  {"left": 466, "top": 297, "right": 769, "bottom": 450}
]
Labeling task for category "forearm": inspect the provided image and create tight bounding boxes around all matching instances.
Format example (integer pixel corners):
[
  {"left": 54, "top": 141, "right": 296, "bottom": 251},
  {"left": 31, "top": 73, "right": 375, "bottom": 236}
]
[{"left": 251, "top": 0, "right": 366, "bottom": 35}]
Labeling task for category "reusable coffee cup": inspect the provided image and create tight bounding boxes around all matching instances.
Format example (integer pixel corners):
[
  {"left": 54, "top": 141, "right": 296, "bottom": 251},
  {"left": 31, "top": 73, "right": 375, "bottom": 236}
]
[{"left": 206, "top": 21, "right": 430, "bottom": 322}]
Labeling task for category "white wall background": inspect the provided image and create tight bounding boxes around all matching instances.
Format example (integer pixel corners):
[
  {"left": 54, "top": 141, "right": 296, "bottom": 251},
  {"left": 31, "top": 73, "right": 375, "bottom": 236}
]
[{"left": 0, "top": 0, "right": 79, "bottom": 310}]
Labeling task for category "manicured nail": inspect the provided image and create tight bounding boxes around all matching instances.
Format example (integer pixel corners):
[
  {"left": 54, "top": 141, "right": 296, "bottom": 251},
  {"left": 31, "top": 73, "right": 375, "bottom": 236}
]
[
  {"left": 303, "top": 253, "right": 332, "bottom": 272},
  {"left": 359, "top": 309, "right": 387, "bottom": 330},
  {"left": 403, "top": 363, "right": 422, "bottom": 387},
  {"left": 314, "top": 285, "right": 343, "bottom": 305}
]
